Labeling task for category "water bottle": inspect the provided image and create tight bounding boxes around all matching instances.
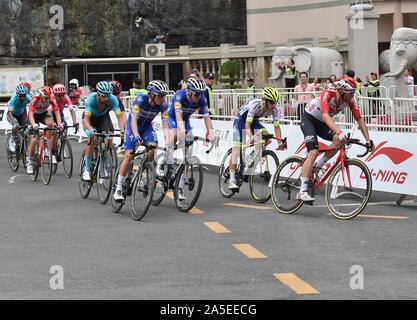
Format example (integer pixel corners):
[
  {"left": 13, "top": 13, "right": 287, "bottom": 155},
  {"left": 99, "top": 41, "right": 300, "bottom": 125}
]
[
  {"left": 156, "top": 152, "right": 166, "bottom": 176},
  {"left": 315, "top": 163, "right": 331, "bottom": 181}
]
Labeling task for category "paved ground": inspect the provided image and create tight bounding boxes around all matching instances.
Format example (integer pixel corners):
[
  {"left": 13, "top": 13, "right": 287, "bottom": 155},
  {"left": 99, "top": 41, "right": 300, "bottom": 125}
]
[{"left": 0, "top": 135, "right": 416, "bottom": 300}]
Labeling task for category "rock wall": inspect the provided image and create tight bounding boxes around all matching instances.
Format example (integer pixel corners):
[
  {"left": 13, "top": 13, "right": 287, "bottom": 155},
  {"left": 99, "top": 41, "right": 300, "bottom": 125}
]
[{"left": 0, "top": 0, "right": 247, "bottom": 58}]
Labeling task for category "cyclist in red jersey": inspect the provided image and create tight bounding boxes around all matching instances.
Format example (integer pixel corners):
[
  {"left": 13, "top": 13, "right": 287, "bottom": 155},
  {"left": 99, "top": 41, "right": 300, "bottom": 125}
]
[
  {"left": 297, "top": 76, "right": 374, "bottom": 201},
  {"left": 26, "top": 86, "right": 64, "bottom": 174}
]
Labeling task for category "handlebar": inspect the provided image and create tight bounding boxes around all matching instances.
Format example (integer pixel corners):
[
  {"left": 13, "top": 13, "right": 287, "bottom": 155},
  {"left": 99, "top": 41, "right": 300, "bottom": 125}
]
[
  {"left": 130, "top": 143, "right": 158, "bottom": 156},
  {"left": 87, "top": 133, "right": 124, "bottom": 147}
]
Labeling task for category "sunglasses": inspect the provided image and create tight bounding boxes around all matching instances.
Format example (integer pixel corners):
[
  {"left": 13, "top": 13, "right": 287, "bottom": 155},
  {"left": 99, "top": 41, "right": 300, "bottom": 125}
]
[
  {"left": 99, "top": 93, "right": 110, "bottom": 98},
  {"left": 56, "top": 94, "right": 65, "bottom": 98},
  {"left": 190, "top": 91, "right": 203, "bottom": 98},
  {"left": 18, "top": 94, "right": 27, "bottom": 98}
]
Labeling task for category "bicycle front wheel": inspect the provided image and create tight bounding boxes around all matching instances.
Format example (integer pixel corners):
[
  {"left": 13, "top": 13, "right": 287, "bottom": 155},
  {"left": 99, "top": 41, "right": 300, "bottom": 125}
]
[
  {"left": 131, "top": 162, "right": 155, "bottom": 221},
  {"left": 325, "top": 158, "right": 372, "bottom": 220},
  {"left": 61, "top": 138, "right": 73, "bottom": 178},
  {"left": 41, "top": 141, "right": 53, "bottom": 185},
  {"left": 78, "top": 151, "right": 93, "bottom": 199},
  {"left": 249, "top": 150, "right": 279, "bottom": 203},
  {"left": 97, "top": 151, "right": 113, "bottom": 204},
  {"left": 174, "top": 158, "right": 204, "bottom": 212},
  {"left": 6, "top": 134, "right": 19, "bottom": 172},
  {"left": 218, "top": 148, "right": 236, "bottom": 198},
  {"left": 271, "top": 156, "right": 304, "bottom": 214},
  {"left": 110, "top": 167, "right": 125, "bottom": 214}
]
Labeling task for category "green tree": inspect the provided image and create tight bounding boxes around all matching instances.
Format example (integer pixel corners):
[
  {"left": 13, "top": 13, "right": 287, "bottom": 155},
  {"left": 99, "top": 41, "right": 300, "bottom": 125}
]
[{"left": 219, "top": 60, "right": 242, "bottom": 89}]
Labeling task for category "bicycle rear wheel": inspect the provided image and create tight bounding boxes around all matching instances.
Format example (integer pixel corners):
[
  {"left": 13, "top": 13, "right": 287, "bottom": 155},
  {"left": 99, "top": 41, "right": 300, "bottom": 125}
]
[
  {"left": 110, "top": 167, "right": 125, "bottom": 213},
  {"left": 218, "top": 148, "right": 236, "bottom": 198},
  {"left": 174, "top": 158, "right": 204, "bottom": 212},
  {"left": 78, "top": 150, "right": 93, "bottom": 199},
  {"left": 325, "top": 158, "right": 372, "bottom": 220},
  {"left": 61, "top": 138, "right": 73, "bottom": 178},
  {"left": 51, "top": 138, "right": 58, "bottom": 176},
  {"left": 131, "top": 162, "right": 155, "bottom": 221},
  {"left": 97, "top": 151, "right": 113, "bottom": 204},
  {"left": 6, "top": 134, "right": 19, "bottom": 172},
  {"left": 41, "top": 141, "right": 53, "bottom": 185},
  {"left": 271, "top": 156, "right": 304, "bottom": 214},
  {"left": 249, "top": 149, "right": 279, "bottom": 203},
  {"left": 109, "top": 143, "right": 119, "bottom": 178}
]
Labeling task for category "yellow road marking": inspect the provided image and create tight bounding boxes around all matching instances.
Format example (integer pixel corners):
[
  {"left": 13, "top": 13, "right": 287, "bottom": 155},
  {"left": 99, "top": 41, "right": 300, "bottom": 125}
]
[
  {"left": 204, "top": 222, "right": 231, "bottom": 233},
  {"left": 233, "top": 244, "right": 267, "bottom": 259},
  {"left": 358, "top": 214, "right": 408, "bottom": 220},
  {"left": 224, "top": 203, "right": 272, "bottom": 211},
  {"left": 274, "top": 273, "right": 319, "bottom": 295},
  {"left": 166, "top": 192, "right": 203, "bottom": 214}
]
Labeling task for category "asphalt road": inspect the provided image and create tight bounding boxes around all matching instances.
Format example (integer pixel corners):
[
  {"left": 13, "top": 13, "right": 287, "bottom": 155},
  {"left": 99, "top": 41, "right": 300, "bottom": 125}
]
[{"left": 0, "top": 134, "right": 416, "bottom": 300}]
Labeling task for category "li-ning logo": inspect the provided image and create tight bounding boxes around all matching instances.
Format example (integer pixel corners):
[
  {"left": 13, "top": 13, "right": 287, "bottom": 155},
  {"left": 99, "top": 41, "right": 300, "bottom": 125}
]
[
  {"left": 365, "top": 141, "right": 413, "bottom": 165},
  {"left": 363, "top": 141, "right": 414, "bottom": 185}
]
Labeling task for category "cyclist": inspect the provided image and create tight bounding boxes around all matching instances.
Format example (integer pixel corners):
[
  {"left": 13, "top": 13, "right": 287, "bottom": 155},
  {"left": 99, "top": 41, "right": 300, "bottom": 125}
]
[
  {"left": 113, "top": 80, "right": 170, "bottom": 202},
  {"left": 19, "top": 81, "right": 33, "bottom": 96},
  {"left": 165, "top": 77, "right": 215, "bottom": 200},
  {"left": 297, "top": 76, "right": 374, "bottom": 201},
  {"left": 26, "top": 86, "right": 64, "bottom": 174},
  {"left": 69, "top": 79, "right": 83, "bottom": 105},
  {"left": 110, "top": 80, "right": 127, "bottom": 124},
  {"left": 81, "top": 81, "right": 126, "bottom": 181},
  {"left": 228, "top": 87, "right": 284, "bottom": 191},
  {"left": 7, "top": 85, "right": 32, "bottom": 152}
]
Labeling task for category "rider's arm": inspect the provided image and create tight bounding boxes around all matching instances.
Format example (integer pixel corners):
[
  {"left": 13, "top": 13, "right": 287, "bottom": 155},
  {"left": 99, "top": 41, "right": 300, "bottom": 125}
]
[
  {"left": 201, "top": 103, "right": 214, "bottom": 139},
  {"left": 7, "top": 97, "right": 18, "bottom": 126},
  {"left": 130, "top": 115, "right": 140, "bottom": 138},
  {"left": 272, "top": 106, "right": 283, "bottom": 140},
  {"left": 65, "top": 95, "right": 77, "bottom": 124},
  {"left": 83, "top": 112, "right": 92, "bottom": 132},
  {"left": 174, "top": 100, "right": 186, "bottom": 137},
  {"left": 349, "top": 102, "right": 371, "bottom": 142},
  {"left": 28, "top": 97, "right": 37, "bottom": 127}
]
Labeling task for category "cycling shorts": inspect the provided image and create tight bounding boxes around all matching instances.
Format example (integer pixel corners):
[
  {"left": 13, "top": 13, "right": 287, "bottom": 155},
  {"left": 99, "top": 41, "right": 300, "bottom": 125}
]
[
  {"left": 53, "top": 111, "right": 67, "bottom": 127},
  {"left": 232, "top": 117, "right": 266, "bottom": 147},
  {"left": 83, "top": 113, "right": 113, "bottom": 134},
  {"left": 125, "top": 125, "right": 158, "bottom": 150},
  {"left": 34, "top": 112, "right": 52, "bottom": 125},
  {"left": 301, "top": 112, "right": 335, "bottom": 152},
  {"left": 8, "top": 112, "right": 27, "bottom": 127}
]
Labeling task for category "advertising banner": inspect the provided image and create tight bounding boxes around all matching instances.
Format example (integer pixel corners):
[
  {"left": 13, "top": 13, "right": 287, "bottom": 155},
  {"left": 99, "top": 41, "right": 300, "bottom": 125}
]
[{"left": 0, "top": 67, "right": 44, "bottom": 97}]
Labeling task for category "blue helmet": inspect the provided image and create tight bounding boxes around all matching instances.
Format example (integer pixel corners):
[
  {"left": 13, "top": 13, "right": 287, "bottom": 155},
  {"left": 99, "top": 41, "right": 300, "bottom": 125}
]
[
  {"left": 147, "top": 80, "right": 169, "bottom": 96},
  {"left": 96, "top": 81, "right": 113, "bottom": 94},
  {"left": 16, "top": 85, "right": 29, "bottom": 95}
]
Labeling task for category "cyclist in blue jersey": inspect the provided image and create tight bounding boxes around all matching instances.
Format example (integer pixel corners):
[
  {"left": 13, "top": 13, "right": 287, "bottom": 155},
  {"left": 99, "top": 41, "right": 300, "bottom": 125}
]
[
  {"left": 228, "top": 87, "right": 283, "bottom": 191},
  {"left": 81, "top": 81, "right": 126, "bottom": 181},
  {"left": 113, "top": 80, "right": 170, "bottom": 202},
  {"left": 7, "top": 85, "right": 32, "bottom": 152},
  {"left": 7, "top": 85, "right": 32, "bottom": 129},
  {"left": 165, "top": 77, "right": 215, "bottom": 200}
]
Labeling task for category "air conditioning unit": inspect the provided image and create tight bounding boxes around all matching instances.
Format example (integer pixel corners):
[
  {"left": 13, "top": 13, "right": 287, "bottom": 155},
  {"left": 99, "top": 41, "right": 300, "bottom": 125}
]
[{"left": 146, "top": 43, "right": 166, "bottom": 57}]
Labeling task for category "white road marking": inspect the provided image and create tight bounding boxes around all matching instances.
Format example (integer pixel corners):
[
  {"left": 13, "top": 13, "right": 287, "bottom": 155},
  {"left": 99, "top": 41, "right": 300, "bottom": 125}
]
[{"left": 8, "top": 175, "right": 24, "bottom": 184}]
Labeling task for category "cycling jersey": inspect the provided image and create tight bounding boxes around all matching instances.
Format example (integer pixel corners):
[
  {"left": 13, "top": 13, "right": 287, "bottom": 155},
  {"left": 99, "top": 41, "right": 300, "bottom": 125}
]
[
  {"left": 84, "top": 93, "right": 120, "bottom": 118},
  {"left": 305, "top": 90, "right": 361, "bottom": 122},
  {"left": 125, "top": 94, "right": 168, "bottom": 149},
  {"left": 168, "top": 90, "right": 209, "bottom": 120},
  {"left": 52, "top": 94, "right": 73, "bottom": 113},
  {"left": 7, "top": 93, "right": 32, "bottom": 116},
  {"left": 29, "top": 95, "right": 59, "bottom": 114},
  {"left": 129, "top": 94, "right": 168, "bottom": 130},
  {"left": 237, "top": 99, "right": 283, "bottom": 127}
]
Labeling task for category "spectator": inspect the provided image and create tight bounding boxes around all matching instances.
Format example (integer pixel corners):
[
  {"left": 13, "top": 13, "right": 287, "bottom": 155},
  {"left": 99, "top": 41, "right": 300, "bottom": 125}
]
[
  {"left": 324, "top": 78, "right": 333, "bottom": 89},
  {"left": 180, "top": 69, "right": 203, "bottom": 90},
  {"left": 365, "top": 72, "right": 381, "bottom": 114},
  {"left": 355, "top": 77, "right": 363, "bottom": 97},
  {"left": 346, "top": 70, "right": 361, "bottom": 96},
  {"left": 130, "top": 78, "right": 147, "bottom": 97},
  {"left": 312, "top": 77, "right": 321, "bottom": 91},
  {"left": 204, "top": 72, "right": 216, "bottom": 116},
  {"left": 247, "top": 77, "right": 256, "bottom": 97},
  {"left": 330, "top": 74, "right": 337, "bottom": 84},
  {"left": 68, "top": 79, "right": 83, "bottom": 105},
  {"left": 405, "top": 67, "right": 415, "bottom": 97},
  {"left": 294, "top": 72, "right": 315, "bottom": 121},
  {"left": 278, "top": 59, "right": 297, "bottom": 90}
]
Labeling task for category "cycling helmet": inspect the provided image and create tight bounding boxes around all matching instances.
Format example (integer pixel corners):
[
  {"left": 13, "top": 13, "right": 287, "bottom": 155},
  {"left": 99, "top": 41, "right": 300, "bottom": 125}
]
[
  {"left": 39, "top": 86, "right": 53, "bottom": 97},
  {"left": 96, "top": 81, "right": 113, "bottom": 95},
  {"left": 147, "top": 80, "right": 169, "bottom": 96},
  {"left": 53, "top": 84, "right": 66, "bottom": 94},
  {"left": 19, "top": 82, "right": 31, "bottom": 91},
  {"left": 110, "top": 80, "right": 122, "bottom": 94},
  {"left": 16, "top": 85, "right": 29, "bottom": 95},
  {"left": 187, "top": 77, "right": 207, "bottom": 92},
  {"left": 262, "top": 87, "right": 280, "bottom": 103},
  {"left": 69, "top": 79, "right": 79, "bottom": 87},
  {"left": 334, "top": 76, "right": 357, "bottom": 91}
]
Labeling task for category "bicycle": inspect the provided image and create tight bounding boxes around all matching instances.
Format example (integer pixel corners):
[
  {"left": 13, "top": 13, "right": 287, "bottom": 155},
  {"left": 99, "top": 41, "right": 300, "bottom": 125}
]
[
  {"left": 152, "top": 136, "right": 215, "bottom": 212},
  {"left": 6, "top": 125, "right": 30, "bottom": 172},
  {"left": 218, "top": 133, "right": 287, "bottom": 203},
  {"left": 271, "top": 135, "right": 373, "bottom": 220},
  {"left": 78, "top": 133, "right": 122, "bottom": 204},
  {"left": 51, "top": 125, "right": 77, "bottom": 178},
  {"left": 110, "top": 143, "right": 157, "bottom": 221},
  {"left": 29, "top": 127, "right": 60, "bottom": 185}
]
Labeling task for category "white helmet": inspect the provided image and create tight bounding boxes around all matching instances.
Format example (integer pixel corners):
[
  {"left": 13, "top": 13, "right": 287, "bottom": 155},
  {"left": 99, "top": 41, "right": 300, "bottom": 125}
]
[
  {"left": 69, "top": 79, "right": 79, "bottom": 87},
  {"left": 187, "top": 77, "right": 207, "bottom": 92}
]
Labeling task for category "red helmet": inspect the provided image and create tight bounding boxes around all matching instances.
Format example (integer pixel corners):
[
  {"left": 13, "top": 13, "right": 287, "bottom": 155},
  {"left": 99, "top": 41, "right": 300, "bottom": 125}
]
[
  {"left": 40, "top": 86, "right": 53, "bottom": 97},
  {"left": 111, "top": 80, "right": 122, "bottom": 94},
  {"left": 334, "top": 76, "right": 357, "bottom": 91},
  {"left": 53, "top": 84, "right": 66, "bottom": 94},
  {"left": 20, "top": 81, "right": 32, "bottom": 91}
]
